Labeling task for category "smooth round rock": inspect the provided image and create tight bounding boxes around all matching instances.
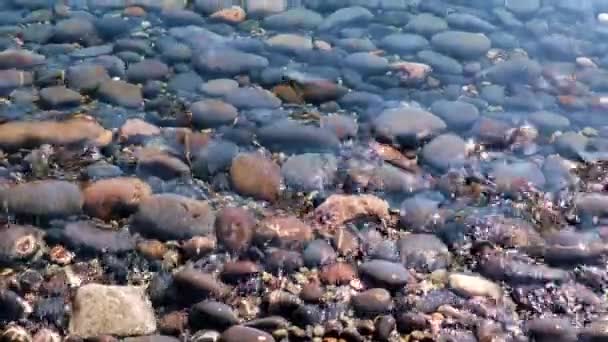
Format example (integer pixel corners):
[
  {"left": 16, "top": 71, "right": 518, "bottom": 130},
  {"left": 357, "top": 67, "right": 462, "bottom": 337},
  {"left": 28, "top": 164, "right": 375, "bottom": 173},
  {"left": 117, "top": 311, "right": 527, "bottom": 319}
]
[
  {"left": 529, "top": 111, "right": 570, "bottom": 134},
  {"left": 430, "top": 100, "right": 479, "bottom": 130},
  {"left": 380, "top": 33, "right": 429, "bottom": 54},
  {"left": 421, "top": 133, "right": 467, "bottom": 171},
  {"left": 405, "top": 13, "right": 448, "bottom": 36},
  {"left": 281, "top": 153, "right": 338, "bottom": 192},
  {"left": 359, "top": 260, "right": 412, "bottom": 288},
  {"left": 431, "top": 31, "right": 491, "bottom": 59},
  {"left": 397, "top": 234, "right": 451, "bottom": 272},
  {"left": 190, "top": 99, "right": 238, "bottom": 128},
  {"left": 372, "top": 107, "right": 446, "bottom": 147},
  {"left": 220, "top": 326, "right": 275, "bottom": 342},
  {"left": 0, "top": 180, "right": 83, "bottom": 217},
  {"left": 98, "top": 79, "right": 143, "bottom": 108},
  {"left": 230, "top": 152, "right": 281, "bottom": 202},
  {"left": 131, "top": 194, "right": 216, "bottom": 241},
  {"left": 127, "top": 59, "right": 170, "bottom": 83}
]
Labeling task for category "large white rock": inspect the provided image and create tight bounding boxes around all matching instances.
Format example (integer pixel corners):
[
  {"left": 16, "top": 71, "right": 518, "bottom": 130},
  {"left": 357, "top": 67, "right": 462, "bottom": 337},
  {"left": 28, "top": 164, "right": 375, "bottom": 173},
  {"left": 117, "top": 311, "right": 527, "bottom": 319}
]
[{"left": 69, "top": 284, "right": 157, "bottom": 338}]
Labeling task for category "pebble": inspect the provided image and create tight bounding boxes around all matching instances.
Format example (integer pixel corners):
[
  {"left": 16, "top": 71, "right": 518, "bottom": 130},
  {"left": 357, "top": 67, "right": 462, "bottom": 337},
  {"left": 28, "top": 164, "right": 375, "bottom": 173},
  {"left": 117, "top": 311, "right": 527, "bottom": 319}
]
[
  {"left": 397, "top": 234, "right": 451, "bottom": 272},
  {"left": 0, "top": 225, "right": 43, "bottom": 265},
  {"left": 319, "top": 262, "right": 356, "bottom": 285},
  {"left": 83, "top": 177, "right": 152, "bottom": 220},
  {"left": 281, "top": 153, "right": 338, "bottom": 192},
  {"left": 359, "top": 260, "right": 411, "bottom": 288},
  {"left": 131, "top": 194, "right": 216, "bottom": 241},
  {"left": 430, "top": 100, "right": 479, "bottom": 130},
  {"left": 190, "top": 300, "right": 239, "bottom": 330},
  {"left": 230, "top": 152, "right": 281, "bottom": 202},
  {"left": 54, "top": 220, "right": 135, "bottom": 254},
  {"left": 98, "top": 79, "right": 143, "bottom": 108},
  {"left": 448, "top": 273, "right": 502, "bottom": 300},
  {"left": 263, "top": 8, "right": 322, "bottom": 30},
  {"left": 352, "top": 288, "right": 392, "bottom": 316},
  {"left": 372, "top": 107, "right": 446, "bottom": 147},
  {"left": 215, "top": 207, "right": 256, "bottom": 253},
  {"left": 174, "top": 268, "right": 228, "bottom": 300},
  {"left": 219, "top": 326, "right": 275, "bottom": 342},
  {"left": 127, "top": 59, "right": 170, "bottom": 83},
  {"left": 39, "top": 86, "right": 82, "bottom": 108},
  {"left": 421, "top": 134, "right": 467, "bottom": 171},
  {"left": 258, "top": 120, "right": 340, "bottom": 153},
  {"left": 189, "top": 99, "right": 238, "bottom": 128},
  {"left": 256, "top": 215, "right": 313, "bottom": 248},
  {"left": 431, "top": 31, "right": 491, "bottom": 59},
  {"left": 0, "top": 180, "right": 83, "bottom": 218},
  {"left": 66, "top": 64, "right": 110, "bottom": 91},
  {"left": 69, "top": 284, "right": 156, "bottom": 338}
]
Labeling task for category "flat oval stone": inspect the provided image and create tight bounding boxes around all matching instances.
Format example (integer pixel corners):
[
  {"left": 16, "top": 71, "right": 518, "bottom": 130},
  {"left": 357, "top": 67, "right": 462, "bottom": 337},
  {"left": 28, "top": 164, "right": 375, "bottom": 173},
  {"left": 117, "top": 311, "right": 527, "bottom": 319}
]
[
  {"left": 397, "top": 234, "right": 451, "bottom": 272},
  {"left": 98, "top": 79, "right": 143, "bottom": 108},
  {"left": 258, "top": 121, "right": 340, "bottom": 153},
  {"left": 190, "top": 300, "right": 238, "bottom": 330},
  {"left": 373, "top": 107, "right": 446, "bottom": 147},
  {"left": 0, "top": 180, "right": 83, "bottom": 218},
  {"left": 131, "top": 194, "right": 216, "bottom": 241},
  {"left": 430, "top": 100, "right": 479, "bottom": 130},
  {"left": 215, "top": 207, "right": 256, "bottom": 253},
  {"left": 83, "top": 177, "right": 152, "bottom": 221},
  {"left": 193, "top": 48, "right": 268, "bottom": 76},
  {"left": 421, "top": 133, "right": 467, "bottom": 171},
  {"left": 281, "top": 153, "right": 338, "bottom": 192},
  {"left": 127, "top": 59, "right": 170, "bottom": 83},
  {"left": 0, "top": 225, "right": 43, "bottom": 265},
  {"left": 431, "top": 31, "right": 491, "bottom": 59},
  {"left": 352, "top": 288, "right": 392, "bottom": 316},
  {"left": 54, "top": 221, "right": 135, "bottom": 254},
  {"left": 220, "top": 326, "right": 275, "bottom": 342},
  {"left": 189, "top": 99, "right": 238, "bottom": 128},
  {"left": 230, "top": 152, "right": 281, "bottom": 202},
  {"left": 359, "top": 259, "right": 412, "bottom": 288}
]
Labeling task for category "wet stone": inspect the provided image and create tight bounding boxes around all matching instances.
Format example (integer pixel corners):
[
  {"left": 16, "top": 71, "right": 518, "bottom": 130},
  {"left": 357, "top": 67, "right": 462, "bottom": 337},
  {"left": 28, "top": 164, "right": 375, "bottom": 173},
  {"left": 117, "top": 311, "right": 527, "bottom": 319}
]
[
  {"left": 266, "top": 33, "right": 313, "bottom": 53},
  {"left": 265, "top": 249, "right": 303, "bottom": 274},
  {"left": 221, "top": 260, "right": 260, "bottom": 283},
  {"left": 98, "top": 79, "right": 143, "bottom": 108},
  {"left": 66, "top": 64, "right": 110, "bottom": 91},
  {"left": 135, "top": 148, "right": 191, "bottom": 180},
  {"left": 215, "top": 207, "right": 256, "bottom": 253},
  {"left": 200, "top": 78, "right": 239, "bottom": 97},
  {"left": 127, "top": 59, "right": 170, "bottom": 83},
  {"left": 430, "top": 100, "right": 479, "bottom": 131},
  {"left": 477, "top": 57, "right": 542, "bottom": 85},
  {"left": 230, "top": 152, "right": 281, "bottom": 202},
  {"left": 318, "top": 6, "right": 373, "bottom": 32},
  {"left": 263, "top": 8, "right": 322, "bottom": 30},
  {"left": 405, "top": 13, "right": 448, "bottom": 37},
  {"left": 219, "top": 326, "right": 275, "bottom": 342},
  {"left": 131, "top": 194, "right": 216, "bottom": 241},
  {"left": 431, "top": 31, "right": 491, "bottom": 59},
  {"left": 529, "top": 110, "right": 570, "bottom": 134},
  {"left": 258, "top": 120, "right": 340, "bottom": 153},
  {"left": 174, "top": 268, "right": 228, "bottom": 300},
  {"left": 83, "top": 177, "right": 152, "bottom": 221},
  {"left": 189, "top": 99, "right": 238, "bottom": 128},
  {"left": 0, "top": 225, "right": 43, "bottom": 265},
  {"left": 224, "top": 87, "right": 281, "bottom": 109},
  {"left": 52, "top": 220, "right": 135, "bottom": 254},
  {"left": 397, "top": 234, "right": 451, "bottom": 272},
  {"left": 39, "top": 86, "right": 82, "bottom": 108},
  {"left": 281, "top": 153, "right": 338, "bottom": 192},
  {"left": 379, "top": 33, "right": 429, "bottom": 54},
  {"left": 52, "top": 18, "right": 97, "bottom": 44},
  {"left": 372, "top": 107, "right": 446, "bottom": 147},
  {"left": 480, "top": 253, "right": 570, "bottom": 285},
  {"left": 0, "top": 290, "right": 27, "bottom": 323},
  {"left": 344, "top": 52, "right": 389, "bottom": 76},
  {"left": 69, "top": 284, "right": 156, "bottom": 338},
  {"left": 417, "top": 50, "right": 463, "bottom": 75},
  {"left": 359, "top": 259, "right": 411, "bottom": 288},
  {"left": 192, "top": 139, "right": 238, "bottom": 179},
  {"left": 0, "top": 70, "right": 33, "bottom": 95},
  {"left": 190, "top": 300, "right": 238, "bottom": 330},
  {"left": 506, "top": 0, "right": 541, "bottom": 17},
  {"left": 320, "top": 114, "right": 358, "bottom": 140},
  {"left": 421, "top": 133, "right": 467, "bottom": 172},
  {"left": 194, "top": 48, "right": 268, "bottom": 76},
  {"left": 526, "top": 317, "right": 577, "bottom": 342},
  {"left": 302, "top": 239, "right": 337, "bottom": 268},
  {"left": 256, "top": 216, "right": 313, "bottom": 248},
  {"left": 320, "top": 262, "right": 356, "bottom": 285},
  {"left": 352, "top": 288, "right": 392, "bottom": 316},
  {"left": 0, "top": 180, "right": 83, "bottom": 218},
  {"left": 492, "top": 161, "right": 546, "bottom": 194},
  {"left": 448, "top": 273, "right": 502, "bottom": 300}
]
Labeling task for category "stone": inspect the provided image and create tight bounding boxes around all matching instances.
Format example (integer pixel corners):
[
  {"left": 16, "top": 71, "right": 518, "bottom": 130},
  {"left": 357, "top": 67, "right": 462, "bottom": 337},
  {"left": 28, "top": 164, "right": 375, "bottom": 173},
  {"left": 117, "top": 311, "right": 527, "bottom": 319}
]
[
  {"left": 210, "top": 6, "right": 246, "bottom": 24},
  {"left": 189, "top": 99, "right": 238, "bottom": 128},
  {"left": 352, "top": 288, "right": 392, "bottom": 316},
  {"left": 220, "top": 326, "right": 275, "bottom": 342},
  {"left": 0, "top": 180, "right": 83, "bottom": 218},
  {"left": 448, "top": 273, "right": 502, "bottom": 300},
  {"left": 192, "top": 139, "right": 238, "bottom": 178},
  {"left": 127, "top": 59, "right": 170, "bottom": 83},
  {"left": 281, "top": 153, "right": 338, "bottom": 191},
  {"left": 0, "top": 225, "right": 44, "bottom": 265},
  {"left": 431, "top": 31, "right": 491, "bottom": 59},
  {"left": 380, "top": 33, "right": 430, "bottom": 54},
  {"left": 256, "top": 216, "right": 313, "bottom": 248},
  {"left": 318, "top": 6, "right": 373, "bottom": 31},
  {"left": 230, "top": 152, "right": 281, "bottom": 201},
  {"left": 319, "top": 262, "right": 356, "bottom": 285},
  {"left": 263, "top": 8, "right": 322, "bottom": 30},
  {"left": 397, "top": 234, "right": 451, "bottom": 272},
  {"left": 0, "top": 49, "right": 45, "bottom": 69},
  {"left": 314, "top": 194, "right": 389, "bottom": 230},
  {"left": 118, "top": 118, "right": 161, "bottom": 144},
  {"left": 135, "top": 148, "right": 191, "bottom": 180},
  {"left": 421, "top": 134, "right": 467, "bottom": 171},
  {"left": 215, "top": 207, "right": 256, "bottom": 253},
  {"left": 57, "top": 221, "right": 135, "bottom": 254},
  {"left": 69, "top": 284, "right": 156, "bottom": 338},
  {"left": 258, "top": 120, "right": 340, "bottom": 153},
  {"left": 372, "top": 107, "right": 446, "bottom": 147},
  {"left": 491, "top": 161, "right": 546, "bottom": 193},
  {"left": 505, "top": 0, "right": 541, "bottom": 17},
  {"left": 430, "top": 100, "right": 479, "bottom": 130},
  {"left": 39, "top": 86, "right": 82, "bottom": 108},
  {"left": 266, "top": 34, "right": 313, "bottom": 53},
  {"left": 190, "top": 300, "right": 239, "bottom": 330},
  {"left": 0, "top": 70, "right": 33, "bottom": 95},
  {"left": 174, "top": 268, "right": 228, "bottom": 300},
  {"left": 52, "top": 18, "right": 97, "bottom": 44},
  {"left": 98, "top": 79, "right": 143, "bottom": 108},
  {"left": 405, "top": 13, "right": 448, "bottom": 36},
  {"left": 529, "top": 111, "right": 570, "bottom": 134},
  {"left": 359, "top": 260, "right": 411, "bottom": 288},
  {"left": 193, "top": 48, "right": 268, "bottom": 76},
  {"left": 66, "top": 64, "right": 110, "bottom": 91},
  {"left": 224, "top": 87, "right": 281, "bottom": 109},
  {"left": 200, "top": 78, "right": 238, "bottom": 97},
  {"left": 83, "top": 177, "right": 152, "bottom": 221},
  {"left": 131, "top": 194, "right": 216, "bottom": 241}
]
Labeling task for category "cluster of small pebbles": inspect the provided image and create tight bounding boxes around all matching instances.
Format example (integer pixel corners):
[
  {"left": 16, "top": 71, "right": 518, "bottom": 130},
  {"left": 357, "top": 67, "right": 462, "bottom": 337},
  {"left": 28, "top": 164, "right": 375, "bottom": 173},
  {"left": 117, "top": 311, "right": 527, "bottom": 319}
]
[{"left": 2, "top": 0, "right": 608, "bottom": 341}]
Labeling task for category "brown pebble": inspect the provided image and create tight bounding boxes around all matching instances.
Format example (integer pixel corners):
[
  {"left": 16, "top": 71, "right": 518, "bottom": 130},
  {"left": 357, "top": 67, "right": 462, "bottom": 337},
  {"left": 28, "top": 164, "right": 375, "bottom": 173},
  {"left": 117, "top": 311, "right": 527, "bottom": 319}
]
[
  {"left": 136, "top": 240, "right": 167, "bottom": 260},
  {"left": 314, "top": 194, "right": 389, "bottom": 231},
  {"left": 215, "top": 207, "right": 256, "bottom": 253},
  {"left": 230, "top": 152, "right": 281, "bottom": 202},
  {"left": 181, "top": 236, "right": 216, "bottom": 259},
  {"left": 256, "top": 215, "right": 313, "bottom": 248},
  {"left": 124, "top": 6, "right": 146, "bottom": 17},
  {"left": 48, "top": 245, "right": 73, "bottom": 265},
  {"left": 300, "top": 281, "right": 324, "bottom": 303},
  {"left": 118, "top": 118, "right": 161, "bottom": 144},
  {"left": 221, "top": 261, "right": 260, "bottom": 283},
  {"left": 174, "top": 268, "right": 228, "bottom": 300},
  {"left": 332, "top": 228, "right": 360, "bottom": 257},
  {"left": 83, "top": 177, "right": 152, "bottom": 221},
  {"left": 135, "top": 148, "right": 191, "bottom": 180},
  {"left": 210, "top": 6, "right": 246, "bottom": 24},
  {"left": 1, "top": 325, "right": 31, "bottom": 342},
  {"left": 158, "top": 311, "right": 188, "bottom": 336},
  {"left": 319, "top": 263, "right": 356, "bottom": 285},
  {"left": 32, "top": 329, "right": 61, "bottom": 342}
]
